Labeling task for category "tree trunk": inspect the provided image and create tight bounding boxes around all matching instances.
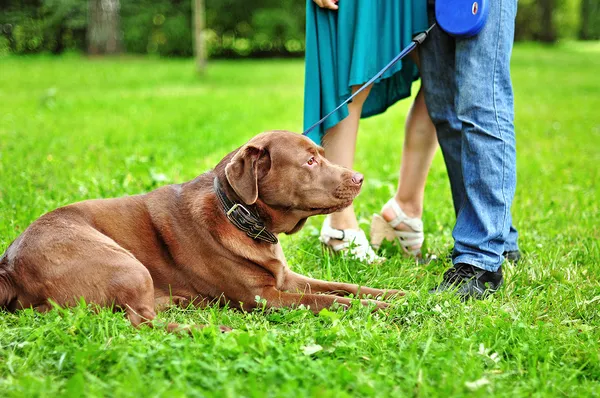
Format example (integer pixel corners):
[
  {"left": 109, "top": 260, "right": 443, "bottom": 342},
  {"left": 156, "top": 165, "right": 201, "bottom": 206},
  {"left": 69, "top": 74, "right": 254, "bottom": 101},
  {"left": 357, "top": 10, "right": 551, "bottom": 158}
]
[
  {"left": 52, "top": 24, "right": 66, "bottom": 55},
  {"left": 579, "top": 0, "right": 600, "bottom": 40},
  {"left": 193, "top": 0, "right": 207, "bottom": 73},
  {"left": 538, "top": 0, "right": 556, "bottom": 43},
  {"left": 87, "top": 0, "right": 121, "bottom": 55},
  {"left": 580, "top": 0, "right": 590, "bottom": 40}
]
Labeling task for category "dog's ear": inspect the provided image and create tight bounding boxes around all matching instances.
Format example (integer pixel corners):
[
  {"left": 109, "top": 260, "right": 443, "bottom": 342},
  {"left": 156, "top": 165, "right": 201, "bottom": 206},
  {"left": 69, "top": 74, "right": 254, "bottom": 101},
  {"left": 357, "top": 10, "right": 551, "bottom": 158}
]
[{"left": 225, "top": 145, "right": 264, "bottom": 205}]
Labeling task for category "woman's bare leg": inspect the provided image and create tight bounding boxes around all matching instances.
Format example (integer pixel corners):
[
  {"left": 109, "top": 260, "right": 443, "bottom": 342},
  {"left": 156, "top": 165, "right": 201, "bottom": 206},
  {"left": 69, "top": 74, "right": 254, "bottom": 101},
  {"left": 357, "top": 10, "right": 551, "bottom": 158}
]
[
  {"left": 383, "top": 87, "right": 437, "bottom": 220},
  {"left": 322, "top": 84, "right": 372, "bottom": 239},
  {"left": 381, "top": 52, "right": 437, "bottom": 251}
]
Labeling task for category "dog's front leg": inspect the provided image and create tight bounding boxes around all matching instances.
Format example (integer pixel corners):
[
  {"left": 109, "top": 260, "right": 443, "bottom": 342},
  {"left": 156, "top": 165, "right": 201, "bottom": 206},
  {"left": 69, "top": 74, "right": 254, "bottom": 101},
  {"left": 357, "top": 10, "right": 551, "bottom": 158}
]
[
  {"left": 282, "top": 271, "right": 403, "bottom": 299},
  {"left": 258, "top": 286, "right": 388, "bottom": 313}
]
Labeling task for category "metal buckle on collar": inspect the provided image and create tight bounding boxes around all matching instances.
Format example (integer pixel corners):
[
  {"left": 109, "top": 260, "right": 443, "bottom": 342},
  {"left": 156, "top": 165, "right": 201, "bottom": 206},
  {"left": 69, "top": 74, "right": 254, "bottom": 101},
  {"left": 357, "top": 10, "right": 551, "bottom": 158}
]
[{"left": 214, "top": 176, "right": 278, "bottom": 244}]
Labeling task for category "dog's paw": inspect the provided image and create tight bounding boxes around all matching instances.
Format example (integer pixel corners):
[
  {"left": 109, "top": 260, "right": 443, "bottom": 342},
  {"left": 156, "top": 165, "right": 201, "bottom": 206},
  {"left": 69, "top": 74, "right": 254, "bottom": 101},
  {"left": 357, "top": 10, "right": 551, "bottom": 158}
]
[
  {"left": 360, "top": 299, "right": 389, "bottom": 311},
  {"left": 192, "top": 324, "right": 233, "bottom": 333}
]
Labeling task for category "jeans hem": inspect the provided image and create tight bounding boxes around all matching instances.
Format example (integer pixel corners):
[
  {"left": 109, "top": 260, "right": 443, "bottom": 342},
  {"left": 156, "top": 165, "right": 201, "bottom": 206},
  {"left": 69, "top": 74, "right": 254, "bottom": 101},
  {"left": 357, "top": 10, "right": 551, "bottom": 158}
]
[{"left": 453, "top": 255, "right": 502, "bottom": 273}]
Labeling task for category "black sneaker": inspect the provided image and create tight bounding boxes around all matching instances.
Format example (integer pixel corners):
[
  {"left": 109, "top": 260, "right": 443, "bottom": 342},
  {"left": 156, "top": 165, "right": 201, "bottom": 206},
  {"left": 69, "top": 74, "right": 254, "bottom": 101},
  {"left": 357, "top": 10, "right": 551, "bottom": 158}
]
[
  {"left": 504, "top": 250, "right": 521, "bottom": 264},
  {"left": 446, "top": 249, "right": 521, "bottom": 265},
  {"left": 430, "top": 263, "right": 504, "bottom": 299}
]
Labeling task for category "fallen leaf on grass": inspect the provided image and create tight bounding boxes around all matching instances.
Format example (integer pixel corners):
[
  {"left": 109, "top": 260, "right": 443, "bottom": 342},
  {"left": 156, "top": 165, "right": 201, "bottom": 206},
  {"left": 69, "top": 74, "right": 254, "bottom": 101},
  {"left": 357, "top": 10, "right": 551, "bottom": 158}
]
[
  {"left": 465, "top": 377, "right": 490, "bottom": 391},
  {"left": 301, "top": 344, "right": 323, "bottom": 356}
]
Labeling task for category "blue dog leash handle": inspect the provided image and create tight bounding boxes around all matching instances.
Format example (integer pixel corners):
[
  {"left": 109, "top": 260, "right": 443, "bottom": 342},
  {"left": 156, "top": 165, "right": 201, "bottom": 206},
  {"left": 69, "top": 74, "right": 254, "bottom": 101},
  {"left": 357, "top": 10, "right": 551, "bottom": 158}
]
[{"left": 435, "top": 0, "right": 490, "bottom": 38}]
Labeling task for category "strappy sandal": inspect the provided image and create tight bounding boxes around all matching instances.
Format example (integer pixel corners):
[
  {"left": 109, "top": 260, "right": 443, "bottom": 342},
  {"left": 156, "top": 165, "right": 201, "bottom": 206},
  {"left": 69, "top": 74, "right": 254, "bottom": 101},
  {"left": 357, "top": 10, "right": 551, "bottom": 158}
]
[
  {"left": 370, "top": 198, "right": 424, "bottom": 257},
  {"left": 319, "top": 216, "right": 385, "bottom": 264}
]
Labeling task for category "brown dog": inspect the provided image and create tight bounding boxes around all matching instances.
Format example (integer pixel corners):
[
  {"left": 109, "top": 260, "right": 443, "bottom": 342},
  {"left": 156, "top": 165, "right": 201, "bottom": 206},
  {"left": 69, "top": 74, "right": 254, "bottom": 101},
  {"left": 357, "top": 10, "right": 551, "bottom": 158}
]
[{"left": 0, "top": 131, "right": 400, "bottom": 330}]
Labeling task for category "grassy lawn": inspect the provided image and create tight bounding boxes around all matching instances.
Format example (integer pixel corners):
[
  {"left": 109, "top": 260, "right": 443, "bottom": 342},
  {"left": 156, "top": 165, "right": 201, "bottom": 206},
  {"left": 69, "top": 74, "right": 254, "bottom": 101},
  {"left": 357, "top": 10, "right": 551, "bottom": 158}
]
[{"left": 0, "top": 42, "right": 599, "bottom": 397}]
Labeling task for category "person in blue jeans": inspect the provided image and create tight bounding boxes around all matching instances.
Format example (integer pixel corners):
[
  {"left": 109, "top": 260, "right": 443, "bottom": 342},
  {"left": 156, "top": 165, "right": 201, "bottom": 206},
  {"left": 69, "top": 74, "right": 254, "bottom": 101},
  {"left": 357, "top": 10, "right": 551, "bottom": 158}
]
[{"left": 420, "top": 0, "right": 521, "bottom": 298}]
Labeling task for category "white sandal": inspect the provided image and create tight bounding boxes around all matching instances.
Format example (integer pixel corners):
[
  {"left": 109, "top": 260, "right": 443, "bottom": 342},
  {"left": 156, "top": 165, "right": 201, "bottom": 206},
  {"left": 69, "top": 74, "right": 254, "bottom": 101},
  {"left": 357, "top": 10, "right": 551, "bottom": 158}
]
[
  {"left": 370, "top": 198, "right": 424, "bottom": 257},
  {"left": 319, "top": 216, "right": 385, "bottom": 264}
]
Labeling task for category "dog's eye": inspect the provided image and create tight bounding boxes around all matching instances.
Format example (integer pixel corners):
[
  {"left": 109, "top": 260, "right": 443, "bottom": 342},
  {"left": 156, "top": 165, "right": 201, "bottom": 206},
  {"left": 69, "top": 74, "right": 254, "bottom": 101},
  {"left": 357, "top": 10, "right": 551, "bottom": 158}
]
[{"left": 307, "top": 157, "right": 317, "bottom": 166}]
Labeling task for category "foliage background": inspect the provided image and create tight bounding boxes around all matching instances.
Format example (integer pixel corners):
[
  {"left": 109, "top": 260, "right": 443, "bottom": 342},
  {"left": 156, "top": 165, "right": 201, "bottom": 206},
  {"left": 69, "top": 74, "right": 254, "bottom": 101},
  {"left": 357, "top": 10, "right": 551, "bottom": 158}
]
[{"left": 1, "top": 0, "right": 598, "bottom": 58}]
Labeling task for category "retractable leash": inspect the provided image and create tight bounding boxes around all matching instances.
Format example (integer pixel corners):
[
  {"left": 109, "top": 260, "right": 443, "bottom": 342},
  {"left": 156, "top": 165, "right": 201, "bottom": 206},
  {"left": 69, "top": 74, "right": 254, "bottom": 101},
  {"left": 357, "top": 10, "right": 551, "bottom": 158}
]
[
  {"left": 302, "top": 23, "right": 436, "bottom": 136},
  {"left": 302, "top": 0, "right": 489, "bottom": 137}
]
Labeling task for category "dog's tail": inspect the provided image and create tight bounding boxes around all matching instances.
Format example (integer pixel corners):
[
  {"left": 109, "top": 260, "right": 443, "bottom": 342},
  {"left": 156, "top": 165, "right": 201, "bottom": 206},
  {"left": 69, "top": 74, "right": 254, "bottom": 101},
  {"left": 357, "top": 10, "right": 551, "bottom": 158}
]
[{"left": 0, "top": 254, "right": 17, "bottom": 310}]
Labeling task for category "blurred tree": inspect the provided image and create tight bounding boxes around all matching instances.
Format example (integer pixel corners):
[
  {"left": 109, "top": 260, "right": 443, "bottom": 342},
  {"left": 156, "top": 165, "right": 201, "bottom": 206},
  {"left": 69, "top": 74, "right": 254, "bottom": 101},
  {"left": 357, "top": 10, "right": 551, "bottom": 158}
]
[
  {"left": 1, "top": 0, "right": 596, "bottom": 57},
  {"left": 120, "top": 0, "right": 193, "bottom": 57},
  {"left": 539, "top": 0, "right": 557, "bottom": 42},
  {"left": 204, "top": 0, "right": 305, "bottom": 58},
  {"left": 579, "top": 0, "right": 600, "bottom": 39},
  {"left": 41, "top": 0, "right": 86, "bottom": 54},
  {"left": 193, "top": 0, "right": 206, "bottom": 72},
  {"left": 87, "top": 0, "right": 121, "bottom": 54}
]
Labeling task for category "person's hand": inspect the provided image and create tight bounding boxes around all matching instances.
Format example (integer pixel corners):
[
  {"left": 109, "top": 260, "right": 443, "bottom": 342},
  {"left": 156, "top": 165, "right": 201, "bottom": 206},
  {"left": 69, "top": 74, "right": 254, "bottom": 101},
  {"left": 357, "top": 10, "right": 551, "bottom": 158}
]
[{"left": 313, "top": 0, "right": 339, "bottom": 10}]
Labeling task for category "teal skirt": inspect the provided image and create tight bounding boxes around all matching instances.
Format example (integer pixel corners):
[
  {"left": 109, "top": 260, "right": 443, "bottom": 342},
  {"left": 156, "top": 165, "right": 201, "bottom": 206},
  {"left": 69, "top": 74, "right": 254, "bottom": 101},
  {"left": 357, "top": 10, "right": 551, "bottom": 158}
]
[{"left": 303, "top": 0, "right": 428, "bottom": 145}]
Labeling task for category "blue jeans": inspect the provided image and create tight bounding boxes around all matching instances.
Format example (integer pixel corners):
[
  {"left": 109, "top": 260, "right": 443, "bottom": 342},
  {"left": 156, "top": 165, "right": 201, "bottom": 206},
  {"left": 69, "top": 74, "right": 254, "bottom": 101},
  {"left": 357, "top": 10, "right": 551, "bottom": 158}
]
[{"left": 419, "top": 0, "right": 519, "bottom": 272}]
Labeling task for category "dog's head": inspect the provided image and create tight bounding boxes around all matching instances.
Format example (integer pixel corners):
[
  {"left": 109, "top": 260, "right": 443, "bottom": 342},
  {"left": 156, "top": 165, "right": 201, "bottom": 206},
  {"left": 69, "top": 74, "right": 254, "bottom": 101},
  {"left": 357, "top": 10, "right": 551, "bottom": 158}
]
[{"left": 220, "top": 130, "right": 363, "bottom": 234}]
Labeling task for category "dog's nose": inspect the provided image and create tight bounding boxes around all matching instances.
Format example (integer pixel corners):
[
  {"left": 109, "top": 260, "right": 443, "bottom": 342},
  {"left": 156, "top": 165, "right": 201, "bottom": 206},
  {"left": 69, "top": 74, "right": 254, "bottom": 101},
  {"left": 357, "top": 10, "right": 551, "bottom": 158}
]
[{"left": 351, "top": 172, "right": 364, "bottom": 185}]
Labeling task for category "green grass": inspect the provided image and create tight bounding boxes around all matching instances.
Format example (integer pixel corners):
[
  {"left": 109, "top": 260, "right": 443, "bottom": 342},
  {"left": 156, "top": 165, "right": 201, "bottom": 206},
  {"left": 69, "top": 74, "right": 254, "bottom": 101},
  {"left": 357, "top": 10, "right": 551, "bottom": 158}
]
[{"left": 1, "top": 42, "right": 599, "bottom": 397}]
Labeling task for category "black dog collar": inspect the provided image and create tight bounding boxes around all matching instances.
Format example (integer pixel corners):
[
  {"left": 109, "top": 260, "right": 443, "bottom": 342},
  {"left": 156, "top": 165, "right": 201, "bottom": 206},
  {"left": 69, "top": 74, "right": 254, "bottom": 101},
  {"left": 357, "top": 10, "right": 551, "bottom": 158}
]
[{"left": 213, "top": 177, "right": 278, "bottom": 244}]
